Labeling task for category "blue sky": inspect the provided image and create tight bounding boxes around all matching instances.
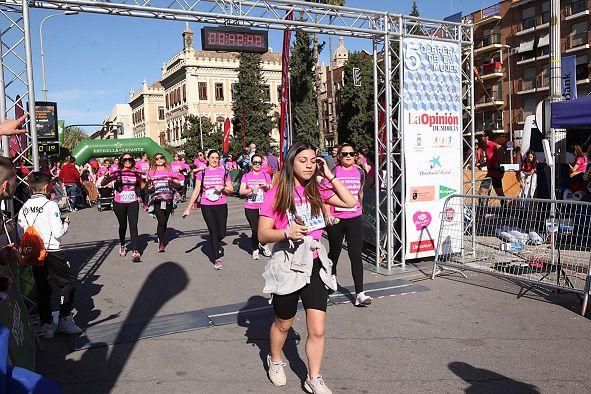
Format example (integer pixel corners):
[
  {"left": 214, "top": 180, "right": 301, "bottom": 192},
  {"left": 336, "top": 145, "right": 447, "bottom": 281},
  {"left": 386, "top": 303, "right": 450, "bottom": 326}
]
[{"left": 29, "top": 0, "right": 487, "bottom": 131}]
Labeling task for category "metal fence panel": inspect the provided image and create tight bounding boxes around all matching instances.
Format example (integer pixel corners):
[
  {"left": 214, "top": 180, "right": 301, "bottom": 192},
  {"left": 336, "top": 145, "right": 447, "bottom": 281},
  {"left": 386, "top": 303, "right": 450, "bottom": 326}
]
[{"left": 432, "top": 194, "right": 591, "bottom": 315}]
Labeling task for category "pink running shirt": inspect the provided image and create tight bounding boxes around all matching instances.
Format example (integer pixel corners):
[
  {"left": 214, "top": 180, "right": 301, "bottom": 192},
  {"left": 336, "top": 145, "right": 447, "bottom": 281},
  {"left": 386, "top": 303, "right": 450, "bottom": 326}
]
[
  {"left": 330, "top": 166, "right": 363, "bottom": 219},
  {"left": 198, "top": 167, "right": 228, "bottom": 206},
  {"left": 110, "top": 168, "right": 140, "bottom": 204},
  {"left": 241, "top": 171, "right": 272, "bottom": 209}
]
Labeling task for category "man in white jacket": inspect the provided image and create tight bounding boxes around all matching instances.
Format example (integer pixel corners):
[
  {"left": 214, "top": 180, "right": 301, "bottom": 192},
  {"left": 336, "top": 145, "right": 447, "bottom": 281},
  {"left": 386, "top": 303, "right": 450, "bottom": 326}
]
[{"left": 17, "top": 172, "right": 82, "bottom": 338}]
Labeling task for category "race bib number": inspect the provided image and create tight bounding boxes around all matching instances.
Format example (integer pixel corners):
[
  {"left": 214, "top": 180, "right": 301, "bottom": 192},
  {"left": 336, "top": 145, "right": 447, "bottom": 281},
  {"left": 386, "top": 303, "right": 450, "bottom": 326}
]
[
  {"left": 335, "top": 196, "right": 358, "bottom": 212},
  {"left": 287, "top": 203, "right": 325, "bottom": 233},
  {"left": 205, "top": 188, "right": 221, "bottom": 202},
  {"left": 247, "top": 188, "right": 264, "bottom": 204},
  {"left": 119, "top": 190, "right": 136, "bottom": 203}
]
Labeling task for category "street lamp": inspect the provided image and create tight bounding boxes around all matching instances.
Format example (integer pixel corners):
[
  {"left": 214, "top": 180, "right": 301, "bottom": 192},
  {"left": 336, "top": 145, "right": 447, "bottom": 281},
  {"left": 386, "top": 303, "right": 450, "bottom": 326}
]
[
  {"left": 190, "top": 72, "right": 204, "bottom": 150},
  {"left": 40, "top": 11, "right": 78, "bottom": 101}
]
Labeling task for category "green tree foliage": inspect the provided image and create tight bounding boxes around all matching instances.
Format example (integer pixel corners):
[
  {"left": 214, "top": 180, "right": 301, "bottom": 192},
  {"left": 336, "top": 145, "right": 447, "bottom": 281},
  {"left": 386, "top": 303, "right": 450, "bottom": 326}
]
[
  {"left": 290, "top": 32, "right": 319, "bottom": 146},
  {"left": 410, "top": 1, "right": 420, "bottom": 17},
  {"left": 62, "top": 126, "right": 88, "bottom": 151},
  {"left": 183, "top": 115, "right": 215, "bottom": 159},
  {"left": 231, "top": 52, "right": 274, "bottom": 153},
  {"left": 337, "top": 52, "right": 374, "bottom": 150}
]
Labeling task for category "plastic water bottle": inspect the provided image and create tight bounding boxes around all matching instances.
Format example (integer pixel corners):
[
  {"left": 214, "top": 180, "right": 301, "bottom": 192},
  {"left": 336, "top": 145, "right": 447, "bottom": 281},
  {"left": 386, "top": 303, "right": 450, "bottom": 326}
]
[{"left": 500, "top": 242, "right": 524, "bottom": 252}]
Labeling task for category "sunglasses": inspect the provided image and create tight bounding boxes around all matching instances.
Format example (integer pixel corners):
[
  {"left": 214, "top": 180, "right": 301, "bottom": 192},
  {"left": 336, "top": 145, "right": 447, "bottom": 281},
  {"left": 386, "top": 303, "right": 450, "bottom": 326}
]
[
  {"left": 155, "top": 156, "right": 165, "bottom": 160},
  {"left": 122, "top": 157, "right": 134, "bottom": 162},
  {"left": 251, "top": 161, "right": 262, "bottom": 165},
  {"left": 340, "top": 151, "right": 356, "bottom": 157}
]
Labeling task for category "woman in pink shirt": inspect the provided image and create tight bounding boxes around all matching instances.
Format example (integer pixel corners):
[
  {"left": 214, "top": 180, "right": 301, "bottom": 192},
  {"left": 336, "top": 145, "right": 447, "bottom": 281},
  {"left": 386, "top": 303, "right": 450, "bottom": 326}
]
[
  {"left": 326, "top": 144, "right": 371, "bottom": 306},
  {"left": 184, "top": 150, "right": 233, "bottom": 270},
  {"left": 239, "top": 154, "right": 272, "bottom": 260},
  {"left": 224, "top": 154, "right": 238, "bottom": 171},
  {"left": 570, "top": 145, "right": 588, "bottom": 181},
  {"left": 258, "top": 141, "right": 355, "bottom": 392},
  {"left": 101, "top": 152, "right": 144, "bottom": 262},
  {"left": 146, "top": 154, "right": 181, "bottom": 252}
]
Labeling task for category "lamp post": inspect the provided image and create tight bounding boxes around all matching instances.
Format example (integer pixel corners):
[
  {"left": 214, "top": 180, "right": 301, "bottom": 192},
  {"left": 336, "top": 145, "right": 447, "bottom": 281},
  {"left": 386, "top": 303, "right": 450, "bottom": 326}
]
[
  {"left": 40, "top": 11, "right": 78, "bottom": 101},
  {"left": 190, "top": 73, "right": 204, "bottom": 150}
]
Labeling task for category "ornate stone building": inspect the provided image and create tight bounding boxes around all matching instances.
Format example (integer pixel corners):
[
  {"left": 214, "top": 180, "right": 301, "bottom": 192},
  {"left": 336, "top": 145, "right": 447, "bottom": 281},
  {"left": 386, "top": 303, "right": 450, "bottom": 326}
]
[{"left": 129, "top": 79, "right": 167, "bottom": 143}]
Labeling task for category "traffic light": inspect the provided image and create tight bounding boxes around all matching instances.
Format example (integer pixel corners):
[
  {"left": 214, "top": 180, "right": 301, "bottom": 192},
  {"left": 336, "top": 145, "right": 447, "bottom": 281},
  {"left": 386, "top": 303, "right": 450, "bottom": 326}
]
[{"left": 353, "top": 67, "right": 361, "bottom": 87}]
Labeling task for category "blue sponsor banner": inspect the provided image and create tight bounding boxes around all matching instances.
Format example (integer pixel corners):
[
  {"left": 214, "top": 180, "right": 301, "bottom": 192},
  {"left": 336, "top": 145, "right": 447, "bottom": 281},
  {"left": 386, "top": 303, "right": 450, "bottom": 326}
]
[
  {"left": 444, "top": 12, "right": 462, "bottom": 23},
  {"left": 561, "top": 55, "right": 577, "bottom": 101}
]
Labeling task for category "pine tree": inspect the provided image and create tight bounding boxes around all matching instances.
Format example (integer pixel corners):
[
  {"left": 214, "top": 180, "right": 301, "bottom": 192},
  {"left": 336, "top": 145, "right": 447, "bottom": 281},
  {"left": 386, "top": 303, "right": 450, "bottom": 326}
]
[
  {"left": 290, "top": 32, "right": 319, "bottom": 146},
  {"left": 410, "top": 1, "right": 420, "bottom": 17},
  {"left": 232, "top": 53, "right": 274, "bottom": 153},
  {"left": 337, "top": 52, "right": 374, "bottom": 150}
]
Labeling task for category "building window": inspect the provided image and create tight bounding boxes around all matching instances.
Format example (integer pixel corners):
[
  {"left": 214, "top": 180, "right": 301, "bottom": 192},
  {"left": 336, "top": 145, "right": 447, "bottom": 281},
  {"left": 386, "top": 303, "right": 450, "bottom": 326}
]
[
  {"left": 576, "top": 55, "right": 589, "bottom": 80},
  {"left": 166, "top": 128, "right": 171, "bottom": 142},
  {"left": 521, "top": 6, "right": 535, "bottom": 30},
  {"left": 215, "top": 83, "right": 224, "bottom": 101},
  {"left": 216, "top": 115, "right": 225, "bottom": 130},
  {"left": 523, "top": 97, "right": 536, "bottom": 118},
  {"left": 277, "top": 85, "right": 282, "bottom": 102},
  {"left": 165, "top": 94, "right": 169, "bottom": 109},
  {"left": 521, "top": 67, "right": 536, "bottom": 90},
  {"left": 263, "top": 85, "right": 271, "bottom": 102},
  {"left": 198, "top": 82, "right": 208, "bottom": 100},
  {"left": 158, "top": 106, "right": 165, "bottom": 120},
  {"left": 570, "top": 21, "right": 588, "bottom": 48},
  {"left": 182, "top": 84, "right": 186, "bottom": 103}
]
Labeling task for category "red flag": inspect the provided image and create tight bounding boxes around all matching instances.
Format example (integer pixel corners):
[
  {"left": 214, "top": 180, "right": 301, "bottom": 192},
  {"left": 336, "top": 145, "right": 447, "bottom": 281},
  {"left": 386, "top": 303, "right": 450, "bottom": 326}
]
[
  {"left": 279, "top": 10, "right": 294, "bottom": 165},
  {"left": 9, "top": 95, "right": 26, "bottom": 158},
  {"left": 223, "top": 118, "right": 231, "bottom": 154}
]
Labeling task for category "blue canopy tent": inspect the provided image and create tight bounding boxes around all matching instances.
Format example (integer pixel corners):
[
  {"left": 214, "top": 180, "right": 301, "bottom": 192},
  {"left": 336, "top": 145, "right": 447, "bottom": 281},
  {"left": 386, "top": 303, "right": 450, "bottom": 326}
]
[{"left": 551, "top": 96, "right": 591, "bottom": 128}]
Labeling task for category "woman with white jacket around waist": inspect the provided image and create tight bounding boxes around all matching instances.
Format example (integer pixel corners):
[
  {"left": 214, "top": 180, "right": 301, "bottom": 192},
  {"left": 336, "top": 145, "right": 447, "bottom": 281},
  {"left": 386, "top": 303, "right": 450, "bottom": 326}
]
[{"left": 258, "top": 141, "right": 355, "bottom": 394}]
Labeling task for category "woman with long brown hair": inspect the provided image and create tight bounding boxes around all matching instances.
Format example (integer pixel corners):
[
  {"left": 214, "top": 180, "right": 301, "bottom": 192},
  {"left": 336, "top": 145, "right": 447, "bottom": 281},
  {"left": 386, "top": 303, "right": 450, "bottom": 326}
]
[
  {"left": 101, "top": 152, "right": 144, "bottom": 262},
  {"left": 146, "top": 153, "right": 181, "bottom": 252},
  {"left": 258, "top": 141, "right": 355, "bottom": 393}
]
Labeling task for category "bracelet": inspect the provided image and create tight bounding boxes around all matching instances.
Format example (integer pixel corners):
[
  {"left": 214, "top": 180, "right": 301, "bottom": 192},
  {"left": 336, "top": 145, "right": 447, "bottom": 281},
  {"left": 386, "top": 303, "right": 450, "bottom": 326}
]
[{"left": 329, "top": 176, "right": 337, "bottom": 183}]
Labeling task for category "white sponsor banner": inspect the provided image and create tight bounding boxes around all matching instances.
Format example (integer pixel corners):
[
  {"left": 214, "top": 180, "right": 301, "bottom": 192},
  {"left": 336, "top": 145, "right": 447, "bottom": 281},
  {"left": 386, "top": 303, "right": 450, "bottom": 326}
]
[{"left": 402, "top": 37, "right": 463, "bottom": 259}]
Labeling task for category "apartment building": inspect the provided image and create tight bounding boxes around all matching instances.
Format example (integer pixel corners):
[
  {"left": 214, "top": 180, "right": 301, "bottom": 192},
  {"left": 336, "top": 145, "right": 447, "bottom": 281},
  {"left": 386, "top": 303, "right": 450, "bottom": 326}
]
[
  {"left": 128, "top": 79, "right": 167, "bottom": 143},
  {"left": 468, "top": 0, "right": 590, "bottom": 146}
]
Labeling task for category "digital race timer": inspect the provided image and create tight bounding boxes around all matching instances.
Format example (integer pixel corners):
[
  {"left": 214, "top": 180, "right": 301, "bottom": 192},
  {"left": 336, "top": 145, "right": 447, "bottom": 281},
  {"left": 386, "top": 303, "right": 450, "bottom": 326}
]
[{"left": 201, "top": 26, "right": 268, "bottom": 54}]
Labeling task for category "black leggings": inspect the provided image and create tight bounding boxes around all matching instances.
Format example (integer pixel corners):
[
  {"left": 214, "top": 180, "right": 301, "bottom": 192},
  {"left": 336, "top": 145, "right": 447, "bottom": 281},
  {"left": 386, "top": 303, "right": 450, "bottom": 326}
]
[
  {"left": 201, "top": 204, "right": 228, "bottom": 260},
  {"left": 326, "top": 215, "right": 364, "bottom": 294},
  {"left": 244, "top": 208, "right": 261, "bottom": 250},
  {"left": 153, "top": 200, "right": 173, "bottom": 243},
  {"left": 113, "top": 201, "right": 139, "bottom": 251}
]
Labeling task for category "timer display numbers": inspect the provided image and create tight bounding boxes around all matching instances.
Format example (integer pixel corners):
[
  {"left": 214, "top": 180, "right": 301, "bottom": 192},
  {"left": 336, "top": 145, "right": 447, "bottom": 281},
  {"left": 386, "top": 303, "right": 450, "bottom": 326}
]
[{"left": 201, "top": 26, "right": 268, "bottom": 54}]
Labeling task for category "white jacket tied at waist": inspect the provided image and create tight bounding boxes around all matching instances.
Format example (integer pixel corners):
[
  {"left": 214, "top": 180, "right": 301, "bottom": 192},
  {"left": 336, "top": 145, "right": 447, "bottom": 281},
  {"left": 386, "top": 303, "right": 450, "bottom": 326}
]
[{"left": 262, "top": 236, "right": 337, "bottom": 295}]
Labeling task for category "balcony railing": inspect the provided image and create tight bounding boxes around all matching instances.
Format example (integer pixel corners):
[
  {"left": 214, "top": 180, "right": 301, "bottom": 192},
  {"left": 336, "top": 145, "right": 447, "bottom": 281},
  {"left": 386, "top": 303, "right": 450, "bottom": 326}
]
[
  {"left": 565, "top": 0, "right": 588, "bottom": 17},
  {"left": 477, "top": 89, "right": 503, "bottom": 104},
  {"left": 566, "top": 31, "right": 589, "bottom": 49},
  {"left": 476, "top": 120, "right": 504, "bottom": 131},
  {"left": 475, "top": 33, "right": 502, "bottom": 49},
  {"left": 520, "top": 16, "right": 536, "bottom": 31},
  {"left": 513, "top": 109, "right": 535, "bottom": 123},
  {"left": 518, "top": 79, "right": 536, "bottom": 91}
]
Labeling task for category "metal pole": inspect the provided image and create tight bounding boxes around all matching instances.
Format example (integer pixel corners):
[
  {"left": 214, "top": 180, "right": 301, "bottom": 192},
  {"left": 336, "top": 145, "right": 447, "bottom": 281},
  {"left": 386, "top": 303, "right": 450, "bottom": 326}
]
[
  {"left": 383, "top": 13, "right": 394, "bottom": 270},
  {"left": 398, "top": 16, "right": 406, "bottom": 270},
  {"left": 327, "top": 23, "right": 337, "bottom": 145},
  {"left": 372, "top": 38, "right": 381, "bottom": 273},
  {"left": 0, "top": 39, "right": 9, "bottom": 157},
  {"left": 470, "top": 29, "right": 477, "bottom": 256},
  {"left": 506, "top": 46, "right": 513, "bottom": 164},
  {"left": 22, "top": 0, "right": 39, "bottom": 171}
]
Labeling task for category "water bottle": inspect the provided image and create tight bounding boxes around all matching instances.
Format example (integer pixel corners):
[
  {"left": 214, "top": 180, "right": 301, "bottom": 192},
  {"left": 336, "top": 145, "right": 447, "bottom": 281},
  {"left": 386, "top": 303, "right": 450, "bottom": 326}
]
[{"left": 500, "top": 242, "right": 524, "bottom": 252}]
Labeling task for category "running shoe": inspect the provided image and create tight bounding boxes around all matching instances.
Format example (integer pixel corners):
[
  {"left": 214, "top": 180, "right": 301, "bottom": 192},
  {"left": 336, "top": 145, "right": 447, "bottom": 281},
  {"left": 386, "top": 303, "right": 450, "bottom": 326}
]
[
  {"left": 214, "top": 259, "right": 223, "bottom": 270},
  {"left": 158, "top": 242, "right": 166, "bottom": 253},
  {"left": 260, "top": 244, "right": 272, "bottom": 257},
  {"left": 304, "top": 375, "right": 332, "bottom": 393},
  {"left": 252, "top": 249, "right": 260, "bottom": 260},
  {"left": 132, "top": 251, "right": 141, "bottom": 263},
  {"left": 58, "top": 315, "right": 83, "bottom": 335},
  {"left": 266, "top": 355, "right": 286, "bottom": 386},
  {"left": 354, "top": 291, "right": 372, "bottom": 307},
  {"left": 119, "top": 245, "right": 126, "bottom": 257}
]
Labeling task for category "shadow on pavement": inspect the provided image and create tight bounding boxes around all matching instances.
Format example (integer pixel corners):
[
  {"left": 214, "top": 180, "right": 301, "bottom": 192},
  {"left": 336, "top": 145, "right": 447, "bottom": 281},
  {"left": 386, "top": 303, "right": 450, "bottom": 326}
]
[
  {"left": 237, "top": 296, "right": 308, "bottom": 382},
  {"left": 232, "top": 232, "right": 253, "bottom": 255},
  {"left": 449, "top": 361, "right": 541, "bottom": 393},
  {"left": 37, "top": 261, "right": 189, "bottom": 393}
]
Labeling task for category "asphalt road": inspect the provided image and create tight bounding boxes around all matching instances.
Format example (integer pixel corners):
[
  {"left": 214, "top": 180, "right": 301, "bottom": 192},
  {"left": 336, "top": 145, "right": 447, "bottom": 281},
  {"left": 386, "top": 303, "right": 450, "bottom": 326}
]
[{"left": 35, "top": 197, "right": 591, "bottom": 393}]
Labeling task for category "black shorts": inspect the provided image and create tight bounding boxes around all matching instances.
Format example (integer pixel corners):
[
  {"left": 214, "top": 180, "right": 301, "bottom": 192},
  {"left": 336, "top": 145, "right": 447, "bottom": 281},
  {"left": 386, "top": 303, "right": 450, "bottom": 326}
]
[{"left": 272, "top": 259, "right": 328, "bottom": 320}]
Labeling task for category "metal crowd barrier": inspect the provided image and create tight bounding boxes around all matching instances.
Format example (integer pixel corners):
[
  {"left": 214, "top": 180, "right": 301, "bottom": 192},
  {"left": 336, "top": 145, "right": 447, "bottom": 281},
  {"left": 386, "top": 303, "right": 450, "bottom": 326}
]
[{"left": 432, "top": 194, "right": 591, "bottom": 316}]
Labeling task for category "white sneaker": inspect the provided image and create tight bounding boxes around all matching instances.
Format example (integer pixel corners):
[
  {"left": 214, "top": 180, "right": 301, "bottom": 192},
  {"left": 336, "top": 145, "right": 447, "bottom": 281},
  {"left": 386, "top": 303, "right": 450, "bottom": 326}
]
[
  {"left": 304, "top": 375, "right": 332, "bottom": 394},
  {"left": 266, "top": 354, "right": 287, "bottom": 386},
  {"left": 58, "top": 315, "right": 83, "bottom": 335},
  {"left": 39, "top": 323, "right": 57, "bottom": 339},
  {"left": 252, "top": 249, "right": 260, "bottom": 260},
  {"left": 260, "top": 244, "right": 272, "bottom": 257},
  {"left": 354, "top": 291, "right": 372, "bottom": 306}
]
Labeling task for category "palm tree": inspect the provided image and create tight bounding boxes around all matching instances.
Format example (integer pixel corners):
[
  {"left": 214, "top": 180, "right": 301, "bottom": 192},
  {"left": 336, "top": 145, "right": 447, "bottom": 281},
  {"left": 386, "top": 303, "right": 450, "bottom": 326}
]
[
  {"left": 309, "top": 0, "right": 345, "bottom": 150},
  {"left": 62, "top": 126, "right": 89, "bottom": 151}
]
